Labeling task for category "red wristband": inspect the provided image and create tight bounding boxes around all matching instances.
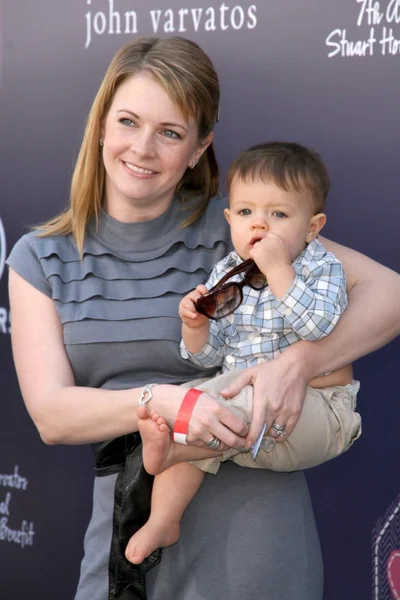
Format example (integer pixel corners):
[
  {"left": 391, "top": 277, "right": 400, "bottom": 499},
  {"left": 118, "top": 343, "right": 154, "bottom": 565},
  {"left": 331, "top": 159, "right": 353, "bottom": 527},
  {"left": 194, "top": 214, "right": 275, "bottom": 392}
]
[{"left": 172, "top": 388, "right": 203, "bottom": 444}]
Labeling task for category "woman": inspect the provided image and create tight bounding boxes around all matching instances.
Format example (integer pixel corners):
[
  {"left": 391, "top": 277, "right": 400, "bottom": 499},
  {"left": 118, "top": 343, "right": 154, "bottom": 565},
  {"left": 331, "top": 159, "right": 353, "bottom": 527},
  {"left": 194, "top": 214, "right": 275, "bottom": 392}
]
[{"left": 7, "top": 37, "right": 400, "bottom": 600}]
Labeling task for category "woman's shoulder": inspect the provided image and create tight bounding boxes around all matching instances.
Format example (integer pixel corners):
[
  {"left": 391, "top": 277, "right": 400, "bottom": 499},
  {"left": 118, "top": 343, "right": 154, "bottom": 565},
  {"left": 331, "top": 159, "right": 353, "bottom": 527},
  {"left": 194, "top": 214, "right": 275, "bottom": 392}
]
[
  {"left": 6, "top": 230, "right": 77, "bottom": 297},
  {"left": 8, "top": 230, "right": 78, "bottom": 263}
]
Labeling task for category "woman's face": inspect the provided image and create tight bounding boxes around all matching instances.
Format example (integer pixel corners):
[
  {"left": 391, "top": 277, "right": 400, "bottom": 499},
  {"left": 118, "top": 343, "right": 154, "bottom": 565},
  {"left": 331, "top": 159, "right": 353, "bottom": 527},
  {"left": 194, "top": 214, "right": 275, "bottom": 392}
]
[{"left": 101, "top": 72, "right": 212, "bottom": 221}]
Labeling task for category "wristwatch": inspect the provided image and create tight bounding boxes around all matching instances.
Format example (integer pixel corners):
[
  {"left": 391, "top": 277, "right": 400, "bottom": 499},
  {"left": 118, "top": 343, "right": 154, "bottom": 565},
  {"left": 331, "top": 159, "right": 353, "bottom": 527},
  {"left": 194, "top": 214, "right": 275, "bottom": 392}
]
[{"left": 138, "top": 383, "right": 158, "bottom": 409}]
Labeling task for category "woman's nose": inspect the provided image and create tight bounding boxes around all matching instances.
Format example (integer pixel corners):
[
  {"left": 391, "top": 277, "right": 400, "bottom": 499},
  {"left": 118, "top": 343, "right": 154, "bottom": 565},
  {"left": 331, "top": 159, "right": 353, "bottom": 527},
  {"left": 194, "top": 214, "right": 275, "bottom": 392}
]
[{"left": 131, "top": 130, "right": 155, "bottom": 156}]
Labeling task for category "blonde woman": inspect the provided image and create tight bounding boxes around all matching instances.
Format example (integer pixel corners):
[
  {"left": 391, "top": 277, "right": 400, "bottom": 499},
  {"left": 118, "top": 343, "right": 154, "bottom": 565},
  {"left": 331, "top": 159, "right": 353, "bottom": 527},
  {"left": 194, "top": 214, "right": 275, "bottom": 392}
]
[{"left": 7, "top": 37, "right": 400, "bottom": 600}]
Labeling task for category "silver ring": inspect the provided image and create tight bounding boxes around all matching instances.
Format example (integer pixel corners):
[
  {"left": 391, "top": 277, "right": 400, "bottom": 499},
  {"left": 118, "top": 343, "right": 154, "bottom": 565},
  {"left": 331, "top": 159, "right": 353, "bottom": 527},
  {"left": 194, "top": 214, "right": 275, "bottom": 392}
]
[
  {"left": 271, "top": 422, "right": 286, "bottom": 432},
  {"left": 271, "top": 423, "right": 286, "bottom": 437},
  {"left": 206, "top": 436, "right": 221, "bottom": 450}
]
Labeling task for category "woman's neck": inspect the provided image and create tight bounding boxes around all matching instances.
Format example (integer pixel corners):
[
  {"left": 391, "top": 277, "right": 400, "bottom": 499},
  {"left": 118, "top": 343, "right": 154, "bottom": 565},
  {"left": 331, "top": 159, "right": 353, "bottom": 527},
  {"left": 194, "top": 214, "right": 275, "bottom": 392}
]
[{"left": 103, "top": 194, "right": 174, "bottom": 223}]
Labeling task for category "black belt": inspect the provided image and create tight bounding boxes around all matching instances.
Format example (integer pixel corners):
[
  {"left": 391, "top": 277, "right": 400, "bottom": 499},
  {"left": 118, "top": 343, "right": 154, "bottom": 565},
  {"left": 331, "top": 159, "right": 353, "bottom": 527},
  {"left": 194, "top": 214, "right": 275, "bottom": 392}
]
[{"left": 94, "top": 434, "right": 162, "bottom": 600}]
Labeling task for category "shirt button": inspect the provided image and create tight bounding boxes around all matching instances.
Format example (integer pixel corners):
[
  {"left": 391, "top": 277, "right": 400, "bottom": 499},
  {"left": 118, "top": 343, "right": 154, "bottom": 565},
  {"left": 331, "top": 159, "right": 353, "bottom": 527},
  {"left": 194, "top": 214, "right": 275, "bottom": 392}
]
[
  {"left": 226, "top": 355, "right": 235, "bottom": 364},
  {"left": 284, "top": 307, "right": 293, "bottom": 316},
  {"left": 248, "top": 333, "right": 257, "bottom": 341},
  {"left": 257, "top": 358, "right": 266, "bottom": 364},
  {"left": 241, "top": 306, "right": 252, "bottom": 314}
]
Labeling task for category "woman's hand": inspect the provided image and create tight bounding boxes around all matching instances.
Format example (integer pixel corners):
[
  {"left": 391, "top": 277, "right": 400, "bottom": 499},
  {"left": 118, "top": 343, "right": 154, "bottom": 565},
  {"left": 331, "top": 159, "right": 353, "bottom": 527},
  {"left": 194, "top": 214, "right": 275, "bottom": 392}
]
[
  {"left": 150, "top": 384, "right": 248, "bottom": 449},
  {"left": 219, "top": 347, "right": 309, "bottom": 448}
]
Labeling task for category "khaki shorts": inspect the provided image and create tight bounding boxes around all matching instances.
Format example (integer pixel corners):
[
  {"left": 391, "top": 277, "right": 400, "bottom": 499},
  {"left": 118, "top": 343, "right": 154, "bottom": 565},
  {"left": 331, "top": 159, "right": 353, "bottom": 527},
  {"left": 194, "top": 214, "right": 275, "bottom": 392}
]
[{"left": 181, "top": 370, "right": 361, "bottom": 474}]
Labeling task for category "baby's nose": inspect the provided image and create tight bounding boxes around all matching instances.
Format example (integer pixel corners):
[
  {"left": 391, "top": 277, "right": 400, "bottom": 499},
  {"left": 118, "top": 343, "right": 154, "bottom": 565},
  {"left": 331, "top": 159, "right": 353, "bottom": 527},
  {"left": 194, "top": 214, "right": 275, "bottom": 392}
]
[{"left": 251, "top": 216, "right": 268, "bottom": 229}]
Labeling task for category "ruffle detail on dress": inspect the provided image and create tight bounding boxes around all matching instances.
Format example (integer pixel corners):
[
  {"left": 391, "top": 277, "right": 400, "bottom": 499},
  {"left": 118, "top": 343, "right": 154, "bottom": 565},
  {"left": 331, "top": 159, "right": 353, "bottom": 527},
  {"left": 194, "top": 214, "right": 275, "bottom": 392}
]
[
  {"left": 63, "top": 316, "right": 181, "bottom": 345},
  {"left": 59, "top": 294, "right": 195, "bottom": 323},
  {"left": 34, "top": 197, "right": 229, "bottom": 262},
  {"left": 26, "top": 197, "right": 231, "bottom": 344},
  {"left": 49, "top": 268, "right": 207, "bottom": 304},
  {"left": 41, "top": 242, "right": 226, "bottom": 283}
]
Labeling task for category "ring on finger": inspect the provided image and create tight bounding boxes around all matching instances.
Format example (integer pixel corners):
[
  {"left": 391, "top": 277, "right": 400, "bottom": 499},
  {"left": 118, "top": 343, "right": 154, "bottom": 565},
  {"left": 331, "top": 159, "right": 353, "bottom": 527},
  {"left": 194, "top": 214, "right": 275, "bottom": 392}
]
[
  {"left": 271, "top": 422, "right": 286, "bottom": 436},
  {"left": 206, "top": 435, "right": 221, "bottom": 450},
  {"left": 271, "top": 429, "right": 286, "bottom": 438},
  {"left": 272, "top": 421, "right": 285, "bottom": 432}
]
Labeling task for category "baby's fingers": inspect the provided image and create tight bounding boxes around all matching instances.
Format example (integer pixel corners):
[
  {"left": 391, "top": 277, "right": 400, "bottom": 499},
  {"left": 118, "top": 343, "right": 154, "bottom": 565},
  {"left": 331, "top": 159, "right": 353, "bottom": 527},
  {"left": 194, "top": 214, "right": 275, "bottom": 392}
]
[{"left": 196, "top": 284, "right": 209, "bottom": 295}]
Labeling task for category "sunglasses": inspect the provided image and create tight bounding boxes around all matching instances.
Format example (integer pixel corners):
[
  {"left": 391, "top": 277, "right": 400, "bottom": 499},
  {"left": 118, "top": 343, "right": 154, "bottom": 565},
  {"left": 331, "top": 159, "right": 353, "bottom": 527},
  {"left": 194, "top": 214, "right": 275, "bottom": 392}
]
[{"left": 195, "top": 258, "right": 267, "bottom": 320}]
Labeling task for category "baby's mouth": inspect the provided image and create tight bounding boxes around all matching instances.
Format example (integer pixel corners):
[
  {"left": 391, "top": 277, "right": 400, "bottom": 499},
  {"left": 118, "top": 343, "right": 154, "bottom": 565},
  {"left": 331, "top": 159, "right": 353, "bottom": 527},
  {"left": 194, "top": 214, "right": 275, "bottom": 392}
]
[{"left": 249, "top": 236, "right": 263, "bottom": 249}]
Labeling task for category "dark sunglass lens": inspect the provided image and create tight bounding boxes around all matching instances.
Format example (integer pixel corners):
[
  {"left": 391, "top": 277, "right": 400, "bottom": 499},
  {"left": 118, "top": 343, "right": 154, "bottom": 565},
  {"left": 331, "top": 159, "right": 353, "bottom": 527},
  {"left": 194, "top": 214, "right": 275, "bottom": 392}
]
[
  {"left": 197, "top": 294, "right": 218, "bottom": 317},
  {"left": 249, "top": 273, "right": 267, "bottom": 290},
  {"left": 212, "top": 285, "right": 241, "bottom": 318}
]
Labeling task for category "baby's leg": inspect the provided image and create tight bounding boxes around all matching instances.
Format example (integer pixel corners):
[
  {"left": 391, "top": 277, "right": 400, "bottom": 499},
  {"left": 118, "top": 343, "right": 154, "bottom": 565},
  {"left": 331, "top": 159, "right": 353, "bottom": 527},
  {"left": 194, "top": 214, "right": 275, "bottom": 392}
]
[{"left": 125, "top": 462, "right": 204, "bottom": 564}]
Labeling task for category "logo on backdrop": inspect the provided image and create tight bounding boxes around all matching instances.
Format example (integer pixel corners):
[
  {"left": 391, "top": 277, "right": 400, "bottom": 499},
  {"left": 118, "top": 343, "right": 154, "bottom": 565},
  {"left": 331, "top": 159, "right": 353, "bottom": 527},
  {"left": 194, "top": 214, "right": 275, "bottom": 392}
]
[
  {"left": 0, "top": 216, "right": 11, "bottom": 335},
  {"left": 372, "top": 493, "right": 400, "bottom": 600},
  {"left": 0, "top": 466, "right": 35, "bottom": 549},
  {"left": 325, "top": 0, "right": 400, "bottom": 58},
  {"left": 84, "top": 0, "right": 258, "bottom": 48}
]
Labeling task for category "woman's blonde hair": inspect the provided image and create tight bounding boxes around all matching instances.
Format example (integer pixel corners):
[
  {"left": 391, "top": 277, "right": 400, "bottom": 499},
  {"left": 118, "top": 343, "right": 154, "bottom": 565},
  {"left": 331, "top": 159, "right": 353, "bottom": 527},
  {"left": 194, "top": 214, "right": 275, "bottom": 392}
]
[{"left": 39, "top": 37, "right": 220, "bottom": 252}]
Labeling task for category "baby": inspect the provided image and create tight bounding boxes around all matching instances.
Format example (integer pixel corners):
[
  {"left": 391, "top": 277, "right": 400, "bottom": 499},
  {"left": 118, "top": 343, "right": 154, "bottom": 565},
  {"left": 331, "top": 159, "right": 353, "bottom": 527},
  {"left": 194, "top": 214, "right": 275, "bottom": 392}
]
[{"left": 125, "top": 141, "right": 361, "bottom": 564}]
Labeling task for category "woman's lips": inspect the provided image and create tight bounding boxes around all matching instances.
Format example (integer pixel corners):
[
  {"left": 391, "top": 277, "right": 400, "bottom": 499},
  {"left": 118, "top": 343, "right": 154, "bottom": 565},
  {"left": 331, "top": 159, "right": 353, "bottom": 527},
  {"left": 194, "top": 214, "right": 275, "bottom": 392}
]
[{"left": 123, "top": 161, "right": 158, "bottom": 176}]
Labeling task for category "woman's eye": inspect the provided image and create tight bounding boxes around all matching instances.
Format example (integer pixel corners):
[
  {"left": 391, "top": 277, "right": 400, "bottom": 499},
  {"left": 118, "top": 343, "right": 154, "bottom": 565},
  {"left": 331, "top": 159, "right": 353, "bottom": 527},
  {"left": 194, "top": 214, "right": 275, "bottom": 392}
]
[
  {"left": 162, "top": 130, "right": 181, "bottom": 139},
  {"left": 238, "top": 209, "right": 251, "bottom": 216},
  {"left": 119, "top": 118, "right": 136, "bottom": 127},
  {"left": 273, "top": 211, "right": 287, "bottom": 218}
]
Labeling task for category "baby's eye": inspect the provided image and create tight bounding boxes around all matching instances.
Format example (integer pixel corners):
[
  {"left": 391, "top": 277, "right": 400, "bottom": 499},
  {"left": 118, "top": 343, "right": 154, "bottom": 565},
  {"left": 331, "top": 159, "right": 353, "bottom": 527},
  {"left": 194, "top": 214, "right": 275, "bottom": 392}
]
[
  {"left": 162, "top": 130, "right": 181, "bottom": 139},
  {"left": 238, "top": 208, "right": 252, "bottom": 216},
  {"left": 273, "top": 211, "right": 287, "bottom": 218}
]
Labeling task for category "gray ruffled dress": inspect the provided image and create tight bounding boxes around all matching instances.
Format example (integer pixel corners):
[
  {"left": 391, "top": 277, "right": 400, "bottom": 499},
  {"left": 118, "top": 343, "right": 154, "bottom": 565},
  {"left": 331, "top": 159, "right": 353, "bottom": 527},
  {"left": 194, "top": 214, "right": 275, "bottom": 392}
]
[{"left": 7, "top": 197, "right": 323, "bottom": 600}]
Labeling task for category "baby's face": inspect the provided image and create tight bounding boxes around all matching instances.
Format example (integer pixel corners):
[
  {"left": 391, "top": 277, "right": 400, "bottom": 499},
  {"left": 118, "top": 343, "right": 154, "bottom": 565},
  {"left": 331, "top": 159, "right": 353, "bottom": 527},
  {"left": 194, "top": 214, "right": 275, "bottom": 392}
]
[{"left": 224, "top": 177, "right": 320, "bottom": 261}]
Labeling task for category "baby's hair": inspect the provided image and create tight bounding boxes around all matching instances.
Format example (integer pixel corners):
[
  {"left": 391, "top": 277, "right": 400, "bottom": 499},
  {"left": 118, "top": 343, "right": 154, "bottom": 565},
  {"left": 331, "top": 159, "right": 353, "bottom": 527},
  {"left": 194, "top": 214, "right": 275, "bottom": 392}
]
[{"left": 227, "top": 141, "right": 330, "bottom": 213}]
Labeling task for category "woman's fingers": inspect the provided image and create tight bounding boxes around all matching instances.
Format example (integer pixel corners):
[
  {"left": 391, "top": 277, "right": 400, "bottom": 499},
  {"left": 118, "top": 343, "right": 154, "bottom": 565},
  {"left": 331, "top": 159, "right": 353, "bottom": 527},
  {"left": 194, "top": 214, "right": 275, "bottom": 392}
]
[
  {"left": 210, "top": 420, "right": 247, "bottom": 449},
  {"left": 245, "top": 400, "right": 267, "bottom": 448},
  {"left": 219, "top": 369, "right": 254, "bottom": 398},
  {"left": 187, "top": 393, "right": 248, "bottom": 448},
  {"left": 243, "top": 360, "right": 307, "bottom": 446}
]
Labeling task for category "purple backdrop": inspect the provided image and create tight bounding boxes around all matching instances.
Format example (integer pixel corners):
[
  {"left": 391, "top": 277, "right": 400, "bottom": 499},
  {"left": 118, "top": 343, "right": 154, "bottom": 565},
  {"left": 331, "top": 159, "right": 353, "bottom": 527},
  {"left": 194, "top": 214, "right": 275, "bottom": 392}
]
[{"left": 0, "top": 1, "right": 399, "bottom": 599}]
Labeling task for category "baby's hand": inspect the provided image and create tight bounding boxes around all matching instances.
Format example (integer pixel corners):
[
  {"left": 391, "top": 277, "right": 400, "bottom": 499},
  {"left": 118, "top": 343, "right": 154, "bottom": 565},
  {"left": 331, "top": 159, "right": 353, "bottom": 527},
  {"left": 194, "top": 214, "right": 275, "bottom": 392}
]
[
  {"left": 250, "top": 233, "right": 291, "bottom": 276},
  {"left": 179, "top": 285, "right": 210, "bottom": 329}
]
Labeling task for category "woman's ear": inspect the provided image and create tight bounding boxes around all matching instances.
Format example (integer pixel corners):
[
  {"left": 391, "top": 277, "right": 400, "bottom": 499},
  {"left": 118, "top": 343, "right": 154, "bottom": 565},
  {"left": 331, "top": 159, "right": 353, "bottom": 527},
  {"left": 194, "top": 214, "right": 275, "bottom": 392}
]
[
  {"left": 191, "top": 131, "right": 214, "bottom": 166},
  {"left": 306, "top": 213, "right": 327, "bottom": 243}
]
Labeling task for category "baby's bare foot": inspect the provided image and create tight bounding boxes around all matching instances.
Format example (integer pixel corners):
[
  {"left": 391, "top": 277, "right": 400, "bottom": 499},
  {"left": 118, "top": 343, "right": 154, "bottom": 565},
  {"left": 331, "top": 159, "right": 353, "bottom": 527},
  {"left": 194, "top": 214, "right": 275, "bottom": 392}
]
[
  {"left": 137, "top": 405, "right": 174, "bottom": 475},
  {"left": 125, "top": 518, "right": 180, "bottom": 565}
]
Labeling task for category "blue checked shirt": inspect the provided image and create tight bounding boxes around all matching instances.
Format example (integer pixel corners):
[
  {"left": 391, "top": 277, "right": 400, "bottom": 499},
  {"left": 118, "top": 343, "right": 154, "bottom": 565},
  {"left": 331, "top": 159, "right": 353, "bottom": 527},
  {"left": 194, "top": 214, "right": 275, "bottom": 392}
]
[{"left": 180, "top": 238, "right": 347, "bottom": 372}]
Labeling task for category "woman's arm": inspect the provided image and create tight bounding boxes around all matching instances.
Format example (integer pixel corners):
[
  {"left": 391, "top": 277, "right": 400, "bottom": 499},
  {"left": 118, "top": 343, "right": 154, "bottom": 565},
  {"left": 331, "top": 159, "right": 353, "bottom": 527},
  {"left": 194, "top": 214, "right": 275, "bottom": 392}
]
[
  {"left": 222, "top": 238, "right": 400, "bottom": 447},
  {"left": 309, "top": 235, "right": 400, "bottom": 371},
  {"left": 9, "top": 269, "right": 248, "bottom": 447}
]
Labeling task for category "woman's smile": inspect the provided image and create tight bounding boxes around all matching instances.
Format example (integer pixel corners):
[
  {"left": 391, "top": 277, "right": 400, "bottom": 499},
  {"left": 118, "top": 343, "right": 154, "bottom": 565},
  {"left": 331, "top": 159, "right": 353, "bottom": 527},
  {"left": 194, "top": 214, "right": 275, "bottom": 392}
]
[{"left": 122, "top": 160, "right": 159, "bottom": 177}]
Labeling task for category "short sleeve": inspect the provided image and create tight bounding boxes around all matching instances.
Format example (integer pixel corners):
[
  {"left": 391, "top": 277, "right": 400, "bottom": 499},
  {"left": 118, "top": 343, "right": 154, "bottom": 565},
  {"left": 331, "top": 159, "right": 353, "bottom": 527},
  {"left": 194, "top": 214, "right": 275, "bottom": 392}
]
[{"left": 6, "top": 232, "right": 52, "bottom": 297}]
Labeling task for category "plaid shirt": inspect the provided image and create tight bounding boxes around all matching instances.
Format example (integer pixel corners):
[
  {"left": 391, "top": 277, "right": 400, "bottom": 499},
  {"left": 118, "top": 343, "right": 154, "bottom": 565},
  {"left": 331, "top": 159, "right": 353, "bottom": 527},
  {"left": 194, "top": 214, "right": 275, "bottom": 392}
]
[{"left": 180, "top": 238, "right": 347, "bottom": 372}]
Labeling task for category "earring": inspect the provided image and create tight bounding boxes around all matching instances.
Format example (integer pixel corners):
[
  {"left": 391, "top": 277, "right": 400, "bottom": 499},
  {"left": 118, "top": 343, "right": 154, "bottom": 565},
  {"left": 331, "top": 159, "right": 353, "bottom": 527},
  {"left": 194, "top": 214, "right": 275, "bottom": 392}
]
[
  {"left": 189, "top": 159, "right": 197, "bottom": 170},
  {"left": 99, "top": 138, "right": 104, "bottom": 147}
]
